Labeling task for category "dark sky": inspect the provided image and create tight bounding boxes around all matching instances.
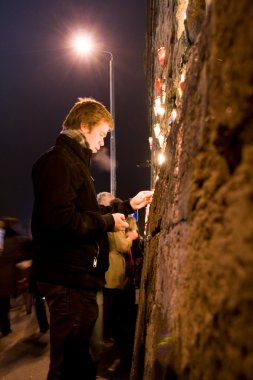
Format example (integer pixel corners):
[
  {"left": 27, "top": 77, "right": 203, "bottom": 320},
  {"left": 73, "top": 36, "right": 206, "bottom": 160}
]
[{"left": 0, "top": 0, "right": 150, "bottom": 229}]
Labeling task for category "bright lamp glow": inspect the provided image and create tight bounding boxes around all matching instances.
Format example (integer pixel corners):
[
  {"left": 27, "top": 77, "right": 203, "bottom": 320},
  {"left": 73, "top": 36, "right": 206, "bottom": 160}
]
[{"left": 73, "top": 34, "right": 93, "bottom": 55}]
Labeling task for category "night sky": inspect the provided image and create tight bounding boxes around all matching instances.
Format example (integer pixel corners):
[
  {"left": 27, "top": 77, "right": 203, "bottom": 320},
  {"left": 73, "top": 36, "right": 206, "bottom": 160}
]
[{"left": 0, "top": 1, "right": 150, "bottom": 230}]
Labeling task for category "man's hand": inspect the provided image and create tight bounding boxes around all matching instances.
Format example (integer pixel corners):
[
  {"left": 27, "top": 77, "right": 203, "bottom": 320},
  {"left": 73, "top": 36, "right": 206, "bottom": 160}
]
[
  {"left": 112, "top": 213, "right": 129, "bottom": 232},
  {"left": 126, "top": 230, "right": 139, "bottom": 241},
  {"left": 130, "top": 190, "right": 154, "bottom": 210}
]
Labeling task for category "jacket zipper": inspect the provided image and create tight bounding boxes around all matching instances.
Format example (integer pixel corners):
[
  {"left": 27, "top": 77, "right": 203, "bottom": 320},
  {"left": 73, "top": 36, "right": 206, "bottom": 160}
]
[{"left": 93, "top": 243, "right": 100, "bottom": 268}]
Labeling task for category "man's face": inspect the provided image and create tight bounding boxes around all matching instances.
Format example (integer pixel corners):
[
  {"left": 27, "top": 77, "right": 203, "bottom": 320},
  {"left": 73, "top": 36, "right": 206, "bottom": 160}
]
[{"left": 80, "top": 121, "right": 110, "bottom": 153}]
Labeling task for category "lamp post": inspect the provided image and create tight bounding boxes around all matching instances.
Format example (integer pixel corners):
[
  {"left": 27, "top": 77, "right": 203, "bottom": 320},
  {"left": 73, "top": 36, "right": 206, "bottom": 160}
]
[
  {"left": 100, "top": 50, "right": 116, "bottom": 196},
  {"left": 72, "top": 35, "right": 116, "bottom": 196}
]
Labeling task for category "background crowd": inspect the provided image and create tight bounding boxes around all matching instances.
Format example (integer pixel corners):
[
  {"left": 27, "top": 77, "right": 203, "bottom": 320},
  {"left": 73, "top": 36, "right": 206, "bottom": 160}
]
[{"left": 0, "top": 208, "right": 145, "bottom": 378}]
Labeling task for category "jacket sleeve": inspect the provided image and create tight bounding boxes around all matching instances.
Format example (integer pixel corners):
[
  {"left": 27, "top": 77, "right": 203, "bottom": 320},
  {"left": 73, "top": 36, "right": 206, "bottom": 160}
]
[{"left": 99, "top": 199, "right": 135, "bottom": 216}]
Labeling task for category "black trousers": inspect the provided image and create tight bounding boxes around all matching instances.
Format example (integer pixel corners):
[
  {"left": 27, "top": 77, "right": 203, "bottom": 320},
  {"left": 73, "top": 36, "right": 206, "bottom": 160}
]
[
  {"left": 33, "top": 282, "right": 49, "bottom": 332},
  {"left": 103, "top": 288, "right": 125, "bottom": 342},
  {"left": 104, "top": 285, "right": 137, "bottom": 371},
  {"left": 0, "top": 295, "right": 11, "bottom": 335},
  {"left": 38, "top": 283, "right": 98, "bottom": 380}
]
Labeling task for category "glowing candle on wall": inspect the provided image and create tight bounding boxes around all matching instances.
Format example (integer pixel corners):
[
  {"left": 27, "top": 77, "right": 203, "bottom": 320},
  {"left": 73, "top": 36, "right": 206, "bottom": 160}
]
[
  {"left": 171, "top": 109, "right": 177, "bottom": 121},
  {"left": 155, "top": 79, "right": 162, "bottom": 94},
  {"left": 158, "top": 135, "right": 165, "bottom": 148},
  {"left": 149, "top": 136, "right": 153, "bottom": 150},
  {"left": 154, "top": 96, "right": 166, "bottom": 117},
  {"left": 178, "top": 71, "right": 186, "bottom": 98},
  {"left": 154, "top": 123, "right": 161, "bottom": 138},
  {"left": 158, "top": 152, "right": 166, "bottom": 165},
  {"left": 158, "top": 47, "right": 166, "bottom": 66}
]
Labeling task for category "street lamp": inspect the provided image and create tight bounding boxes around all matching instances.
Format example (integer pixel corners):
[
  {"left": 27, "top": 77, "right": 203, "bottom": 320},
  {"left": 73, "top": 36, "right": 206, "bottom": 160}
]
[{"left": 72, "top": 34, "right": 116, "bottom": 196}]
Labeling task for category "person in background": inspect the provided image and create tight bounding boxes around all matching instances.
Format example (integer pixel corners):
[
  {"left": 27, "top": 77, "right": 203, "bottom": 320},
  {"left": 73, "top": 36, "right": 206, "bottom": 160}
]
[
  {"left": 31, "top": 97, "right": 153, "bottom": 380},
  {"left": 0, "top": 217, "right": 31, "bottom": 337},
  {"left": 20, "top": 228, "right": 49, "bottom": 333},
  {"left": 126, "top": 214, "right": 144, "bottom": 291},
  {"left": 97, "top": 193, "right": 138, "bottom": 343},
  {"left": 89, "top": 192, "right": 116, "bottom": 367},
  {"left": 95, "top": 192, "right": 139, "bottom": 377},
  {"left": 0, "top": 220, "right": 5, "bottom": 253},
  {"left": 119, "top": 215, "right": 145, "bottom": 370}
]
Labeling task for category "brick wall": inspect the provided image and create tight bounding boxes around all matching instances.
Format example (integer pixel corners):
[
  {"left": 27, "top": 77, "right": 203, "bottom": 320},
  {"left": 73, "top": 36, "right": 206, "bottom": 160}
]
[{"left": 132, "top": 0, "right": 253, "bottom": 379}]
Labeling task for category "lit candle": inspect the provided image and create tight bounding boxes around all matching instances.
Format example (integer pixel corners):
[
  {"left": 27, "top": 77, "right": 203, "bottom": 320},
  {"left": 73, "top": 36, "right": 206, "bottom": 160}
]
[
  {"left": 154, "top": 123, "right": 161, "bottom": 138},
  {"left": 171, "top": 109, "right": 177, "bottom": 121},
  {"left": 158, "top": 47, "right": 166, "bottom": 66},
  {"left": 178, "top": 71, "right": 186, "bottom": 98},
  {"left": 155, "top": 79, "right": 162, "bottom": 95},
  {"left": 157, "top": 152, "right": 166, "bottom": 165},
  {"left": 155, "top": 97, "right": 161, "bottom": 107},
  {"left": 158, "top": 135, "right": 165, "bottom": 148},
  {"left": 148, "top": 137, "right": 153, "bottom": 150},
  {"left": 154, "top": 105, "right": 165, "bottom": 117}
]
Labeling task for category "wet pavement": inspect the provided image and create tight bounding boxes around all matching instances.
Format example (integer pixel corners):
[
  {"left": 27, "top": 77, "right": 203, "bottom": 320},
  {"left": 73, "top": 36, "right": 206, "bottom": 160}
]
[{"left": 0, "top": 297, "right": 130, "bottom": 380}]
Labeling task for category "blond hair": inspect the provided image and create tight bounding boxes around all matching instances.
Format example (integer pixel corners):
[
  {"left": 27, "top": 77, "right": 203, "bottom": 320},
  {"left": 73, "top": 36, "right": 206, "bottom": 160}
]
[
  {"left": 126, "top": 215, "right": 138, "bottom": 232},
  {"left": 63, "top": 97, "right": 114, "bottom": 131},
  {"left": 97, "top": 192, "right": 115, "bottom": 206}
]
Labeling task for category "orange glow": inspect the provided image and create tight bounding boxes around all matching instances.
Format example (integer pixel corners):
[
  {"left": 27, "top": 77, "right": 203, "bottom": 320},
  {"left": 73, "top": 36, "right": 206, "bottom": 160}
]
[{"left": 158, "top": 47, "right": 166, "bottom": 66}]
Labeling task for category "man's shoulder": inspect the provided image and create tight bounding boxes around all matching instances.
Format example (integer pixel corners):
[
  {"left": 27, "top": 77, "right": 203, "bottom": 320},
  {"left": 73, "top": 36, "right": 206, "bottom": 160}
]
[
  {"left": 32, "top": 146, "right": 68, "bottom": 182},
  {"left": 33, "top": 142, "right": 69, "bottom": 166}
]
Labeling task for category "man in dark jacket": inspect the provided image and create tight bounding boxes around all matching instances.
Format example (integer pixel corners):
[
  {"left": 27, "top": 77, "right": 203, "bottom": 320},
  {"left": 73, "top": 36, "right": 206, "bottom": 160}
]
[{"left": 31, "top": 97, "right": 153, "bottom": 380}]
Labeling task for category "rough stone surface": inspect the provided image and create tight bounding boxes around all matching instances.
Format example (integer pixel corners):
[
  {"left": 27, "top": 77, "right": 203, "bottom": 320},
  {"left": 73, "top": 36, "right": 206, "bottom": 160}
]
[{"left": 132, "top": 0, "right": 253, "bottom": 379}]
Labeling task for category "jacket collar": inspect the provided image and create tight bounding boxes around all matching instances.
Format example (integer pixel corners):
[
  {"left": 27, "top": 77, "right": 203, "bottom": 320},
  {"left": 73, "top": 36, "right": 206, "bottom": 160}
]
[{"left": 55, "top": 133, "right": 92, "bottom": 165}]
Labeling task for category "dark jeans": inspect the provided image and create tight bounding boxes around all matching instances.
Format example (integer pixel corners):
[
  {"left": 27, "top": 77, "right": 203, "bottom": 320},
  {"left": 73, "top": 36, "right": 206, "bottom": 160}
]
[
  {"left": 38, "top": 283, "right": 98, "bottom": 380},
  {"left": 103, "top": 286, "right": 137, "bottom": 371},
  {"left": 33, "top": 282, "right": 49, "bottom": 333},
  {"left": 0, "top": 295, "right": 11, "bottom": 335},
  {"left": 103, "top": 288, "right": 125, "bottom": 342}
]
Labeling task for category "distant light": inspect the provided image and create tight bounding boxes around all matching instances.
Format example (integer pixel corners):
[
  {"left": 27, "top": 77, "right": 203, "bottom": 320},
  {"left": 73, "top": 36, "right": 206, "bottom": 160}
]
[
  {"left": 157, "top": 47, "right": 166, "bottom": 66},
  {"left": 154, "top": 123, "right": 161, "bottom": 138},
  {"left": 162, "top": 89, "right": 166, "bottom": 104},
  {"left": 154, "top": 96, "right": 165, "bottom": 117},
  {"left": 158, "top": 135, "right": 165, "bottom": 148},
  {"left": 157, "top": 152, "right": 166, "bottom": 165},
  {"left": 155, "top": 79, "right": 162, "bottom": 94},
  {"left": 149, "top": 137, "right": 153, "bottom": 150},
  {"left": 155, "top": 97, "right": 161, "bottom": 107},
  {"left": 156, "top": 106, "right": 165, "bottom": 117},
  {"left": 178, "top": 70, "right": 186, "bottom": 98},
  {"left": 171, "top": 109, "right": 177, "bottom": 121},
  {"left": 154, "top": 99, "right": 165, "bottom": 117},
  {"left": 181, "top": 71, "right": 186, "bottom": 83},
  {"left": 73, "top": 34, "right": 93, "bottom": 55}
]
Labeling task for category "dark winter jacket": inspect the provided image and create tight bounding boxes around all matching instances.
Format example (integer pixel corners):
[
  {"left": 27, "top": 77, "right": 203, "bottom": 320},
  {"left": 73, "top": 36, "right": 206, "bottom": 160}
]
[{"left": 31, "top": 134, "right": 134, "bottom": 290}]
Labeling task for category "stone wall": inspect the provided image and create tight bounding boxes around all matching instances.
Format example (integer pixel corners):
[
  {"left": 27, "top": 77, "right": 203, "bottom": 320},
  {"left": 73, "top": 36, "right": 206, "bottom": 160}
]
[{"left": 131, "top": 0, "right": 253, "bottom": 379}]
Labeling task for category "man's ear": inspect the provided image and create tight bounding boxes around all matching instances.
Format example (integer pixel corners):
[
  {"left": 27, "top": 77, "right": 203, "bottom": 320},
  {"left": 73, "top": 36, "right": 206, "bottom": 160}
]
[{"left": 80, "top": 123, "right": 89, "bottom": 134}]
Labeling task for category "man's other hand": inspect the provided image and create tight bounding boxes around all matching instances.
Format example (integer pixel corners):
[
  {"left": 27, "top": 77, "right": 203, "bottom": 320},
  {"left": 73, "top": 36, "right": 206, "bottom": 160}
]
[
  {"left": 112, "top": 213, "right": 129, "bottom": 232},
  {"left": 130, "top": 190, "right": 154, "bottom": 210}
]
